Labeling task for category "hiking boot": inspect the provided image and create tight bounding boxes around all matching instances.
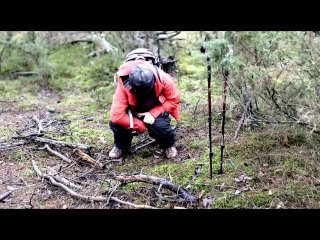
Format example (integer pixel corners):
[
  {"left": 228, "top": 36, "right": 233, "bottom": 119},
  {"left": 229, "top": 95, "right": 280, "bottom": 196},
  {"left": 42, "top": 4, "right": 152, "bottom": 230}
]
[
  {"left": 165, "top": 146, "right": 177, "bottom": 158},
  {"left": 109, "top": 146, "right": 122, "bottom": 159}
]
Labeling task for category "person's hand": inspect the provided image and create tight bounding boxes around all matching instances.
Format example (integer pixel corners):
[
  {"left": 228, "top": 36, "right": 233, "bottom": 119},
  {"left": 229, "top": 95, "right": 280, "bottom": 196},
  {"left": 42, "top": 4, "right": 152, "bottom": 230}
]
[{"left": 138, "top": 112, "right": 155, "bottom": 124}]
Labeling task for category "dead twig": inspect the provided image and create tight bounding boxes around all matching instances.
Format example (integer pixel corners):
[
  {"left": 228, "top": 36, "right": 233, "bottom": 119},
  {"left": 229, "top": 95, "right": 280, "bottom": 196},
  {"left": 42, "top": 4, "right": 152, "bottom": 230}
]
[
  {"left": 47, "top": 166, "right": 81, "bottom": 189},
  {"left": 31, "top": 159, "right": 156, "bottom": 209},
  {"left": 32, "top": 116, "right": 44, "bottom": 134},
  {"left": 43, "top": 144, "right": 72, "bottom": 163},
  {"left": 0, "top": 141, "right": 26, "bottom": 152},
  {"left": 115, "top": 174, "right": 197, "bottom": 203},
  {"left": 0, "top": 191, "right": 13, "bottom": 202},
  {"left": 109, "top": 196, "right": 157, "bottom": 209},
  {"left": 106, "top": 182, "right": 121, "bottom": 204},
  {"left": 33, "top": 137, "right": 90, "bottom": 150}
]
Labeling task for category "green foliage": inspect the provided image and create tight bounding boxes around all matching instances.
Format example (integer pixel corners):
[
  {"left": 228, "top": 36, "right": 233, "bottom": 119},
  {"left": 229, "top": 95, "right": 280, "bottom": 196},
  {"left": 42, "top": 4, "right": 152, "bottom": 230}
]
[
  {"left": 0, "top": 32, "right": 50, "bottom": 78},
  {"left": 48, "top": 44, "right": 122, "bottom": 92}
]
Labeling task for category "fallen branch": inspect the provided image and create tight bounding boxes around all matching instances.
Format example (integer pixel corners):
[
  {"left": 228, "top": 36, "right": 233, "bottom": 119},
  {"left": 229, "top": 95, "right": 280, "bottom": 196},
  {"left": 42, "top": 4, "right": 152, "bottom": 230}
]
[
  {"left": 33, "top": 137, "right": 90, "bottom": 150},
  {"left": 47, "top": 166, "right": 81, "bottom": 189},
  {"left": 12, "top": 71, "right": 39, "bottom": 79},
  {"left": 43, "top": 144, "right": 72, "bottom": 163},
  {"left": 31, "top": 160, "right": 155, "bottom": 209},
  {"left": 115, "top": 174, "right": 197, "bottom": 203},
  {"left": 0, "top": 141, "right": 26, "bottom": 152},
  {"left": 0, "top": 190, "right": 13, "bottom": 202},
  {"left": 109, "top": 196, "right": 156, "bottom": 209},
  {"left": 73, "top": 149, "right": 103, "bottom": 168}
]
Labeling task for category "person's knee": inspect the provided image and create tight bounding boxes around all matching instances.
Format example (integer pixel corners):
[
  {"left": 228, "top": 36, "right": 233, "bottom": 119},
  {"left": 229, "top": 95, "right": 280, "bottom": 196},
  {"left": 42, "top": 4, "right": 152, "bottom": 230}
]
[{"left": 148, "top": 124, "right": 172, "bottom": 138}]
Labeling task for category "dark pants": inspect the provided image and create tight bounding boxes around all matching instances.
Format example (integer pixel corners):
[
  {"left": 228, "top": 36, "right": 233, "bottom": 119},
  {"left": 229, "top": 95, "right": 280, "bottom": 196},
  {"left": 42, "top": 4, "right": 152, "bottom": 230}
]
[{"left": 109, "top": 112, "right": 175, "bottom": 151}]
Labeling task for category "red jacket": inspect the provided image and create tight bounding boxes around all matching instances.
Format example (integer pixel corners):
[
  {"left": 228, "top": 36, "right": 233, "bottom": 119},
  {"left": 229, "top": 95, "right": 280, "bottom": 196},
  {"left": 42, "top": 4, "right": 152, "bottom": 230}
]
[{"left": 110, "top": 60, "right": 180, "bottom": 133}]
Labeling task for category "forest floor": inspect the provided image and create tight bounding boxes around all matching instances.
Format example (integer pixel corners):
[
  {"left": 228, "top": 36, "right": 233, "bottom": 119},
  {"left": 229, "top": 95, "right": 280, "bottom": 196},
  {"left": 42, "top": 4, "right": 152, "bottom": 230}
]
[{"left": 1, "top": 76, "right": 320, "bottom": 209}]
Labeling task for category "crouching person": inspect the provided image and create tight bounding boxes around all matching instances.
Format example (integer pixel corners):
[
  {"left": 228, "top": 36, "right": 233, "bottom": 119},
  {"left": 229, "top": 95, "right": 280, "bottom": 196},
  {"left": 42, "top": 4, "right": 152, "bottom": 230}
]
[{"left": 108, "top": 48, "right": 180, "bottom": 159}]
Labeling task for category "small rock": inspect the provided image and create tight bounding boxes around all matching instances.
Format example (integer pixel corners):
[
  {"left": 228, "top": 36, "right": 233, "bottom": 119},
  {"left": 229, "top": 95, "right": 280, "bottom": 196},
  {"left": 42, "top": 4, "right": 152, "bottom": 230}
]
[{"left": 268, "top": 190, "right": 273, "bottom": 196}]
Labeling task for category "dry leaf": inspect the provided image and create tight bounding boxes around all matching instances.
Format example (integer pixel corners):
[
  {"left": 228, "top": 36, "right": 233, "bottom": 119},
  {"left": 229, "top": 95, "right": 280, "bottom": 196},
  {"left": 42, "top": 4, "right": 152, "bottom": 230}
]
[{"left": 234, "top": 190, "right": 241, "bottom": 195}]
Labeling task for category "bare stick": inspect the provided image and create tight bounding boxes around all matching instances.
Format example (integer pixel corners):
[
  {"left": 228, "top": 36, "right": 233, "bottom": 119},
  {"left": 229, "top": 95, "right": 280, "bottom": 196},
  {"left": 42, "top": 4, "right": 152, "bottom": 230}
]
[
  {"left": 47, "top": 166, "right": 81, "bottom": 189},
  {"left": 115, "top": 174, "right": 197, "bottom": 203},
  {"left": 0, "top": 141, "right": 26, "bottom": 152},
  {"left": 106, "top": 182, "right": 121, "bottom": 204},
  {"left": 44, "top": 144, "right": 72, "bottom": 163},
  {"left": 32, "top": 116, "right": 44, "bottom": 134},
  {"left": 109, "top": 196, "right": 156, "bottom": 209},
  {"left": 0, "top": 191, "right": 13, "bottom": 202},
  {"left": 32, "top": 160, "right": 43, "bottom": 177},
  {"left": 73, "top": 149, "right": 103, "bottom": 168},
  {"left": 33, "top": 137, "right": 90, "bottom": 150},
  {"left": 32, "top": 160, "right": 155, "bottom": 209}
]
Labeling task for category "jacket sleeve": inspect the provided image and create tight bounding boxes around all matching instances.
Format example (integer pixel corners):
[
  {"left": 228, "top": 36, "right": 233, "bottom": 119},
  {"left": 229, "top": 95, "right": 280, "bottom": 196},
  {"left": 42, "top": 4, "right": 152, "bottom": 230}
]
[
  {"left": 110, "top": 80, "right": 147, "bottom": 133},
  {"left": 149, "top": 71, "right": 181, "bottom": 119}
]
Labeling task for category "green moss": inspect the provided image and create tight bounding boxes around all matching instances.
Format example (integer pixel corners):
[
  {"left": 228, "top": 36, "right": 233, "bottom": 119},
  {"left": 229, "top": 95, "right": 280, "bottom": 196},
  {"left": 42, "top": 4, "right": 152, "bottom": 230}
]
[
  {"left": 10, "top": 149, "right": 29, "bottom": 163},
  {"left": 214, "top": 191, "right": 273, "bottom": 209},
  {"left": 21, "top": 166, "right": 36, "bottom": 177},
  {"left": 48, "top": 45, "right": 122, "bottom": 92},
  {"left": 0, "top": 127, "right": 14, "bottom": 142}
]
